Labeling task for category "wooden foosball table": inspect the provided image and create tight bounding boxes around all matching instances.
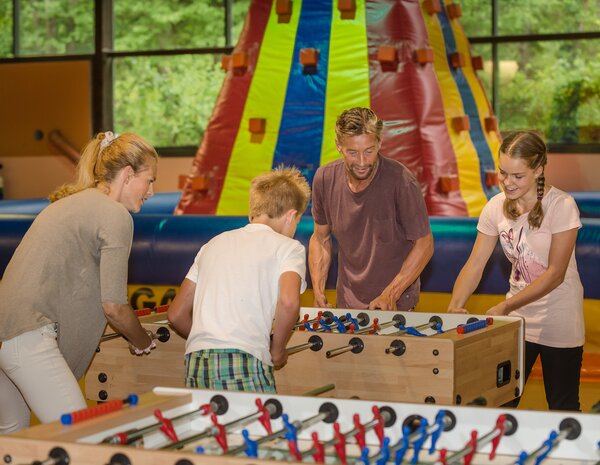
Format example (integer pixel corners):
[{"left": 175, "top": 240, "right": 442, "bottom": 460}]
[{"left": 86, "top": 308, "right": 524, "bottom": 407}]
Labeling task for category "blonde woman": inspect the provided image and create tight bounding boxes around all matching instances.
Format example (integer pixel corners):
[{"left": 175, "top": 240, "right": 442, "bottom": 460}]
[{"left": 0, "top": 132, "right": 158, "bottom": 432}]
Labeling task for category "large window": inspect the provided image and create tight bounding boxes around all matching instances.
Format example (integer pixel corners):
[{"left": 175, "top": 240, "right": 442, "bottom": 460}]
[
  {"left": 114, "top": 1, "right": 227, "bottom": 51},
  {"left": 497, "top": 40, "right": 599, "bottom": 145},
  {"left": 110, "top": 0, "right": 250, "bottom": 149},
  {"left": 462, "top": 1, "right": 600, "bottom": 150},
  {"left": 113, "top": 54, "right": 223, "bottom": 147},
  {"left": 0, "top": 0, "right": 249, "bottom": 152},
  {"left": 0, "top": 2, "right": 14, "bottom": 57},
  {"left": 2, "top": 0, "right": 94, "bottom": 56},
  {"left": 1, "top": 1, "right": 598, "bottom": 152}
]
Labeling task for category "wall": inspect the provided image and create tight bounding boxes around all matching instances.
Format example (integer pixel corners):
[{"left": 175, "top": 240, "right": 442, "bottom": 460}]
[
  {"left": 0, "top": 155, "right": 193, "bottom": 199},
  {"left": 0, "top": 59, "right": 198, "bottom": 199},
  {"left": 0, "top": 60, "right": 91, "bottom": 198},
  {"left": 546, "top": 153, "right": 600, "bottom": 192},
  {"left": 2, "top": 151, "right": 599, "bottom": 201}
]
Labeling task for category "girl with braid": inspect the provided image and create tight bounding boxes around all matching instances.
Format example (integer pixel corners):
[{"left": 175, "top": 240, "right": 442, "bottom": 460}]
[
  {"left": 448, "top": 130, "right": 584, "bottom": 411},
  {"left": 0, "top": 132, "right": 158, "bottom": 432}
]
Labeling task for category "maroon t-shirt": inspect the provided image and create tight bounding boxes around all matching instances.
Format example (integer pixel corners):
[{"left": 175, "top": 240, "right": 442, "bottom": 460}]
[{"left": 311, "top": 156, "right": 431, "bottom": 310}]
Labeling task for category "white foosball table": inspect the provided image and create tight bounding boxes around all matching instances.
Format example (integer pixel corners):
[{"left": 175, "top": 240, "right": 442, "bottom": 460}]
[{"left": 1, "top": 386, "right": 597, "bottom": 465}]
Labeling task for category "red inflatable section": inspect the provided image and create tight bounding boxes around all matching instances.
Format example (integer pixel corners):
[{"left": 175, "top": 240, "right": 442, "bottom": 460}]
[
  {"left": 175, "top": 1, "right": 272, "bottom": 215},
  {"left": 367, "top": 0, "right": 468, "bottom": 215}
]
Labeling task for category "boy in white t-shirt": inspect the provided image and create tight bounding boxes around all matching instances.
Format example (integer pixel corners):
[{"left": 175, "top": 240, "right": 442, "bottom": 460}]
[{"left": 167, "top": 167, "right": 310, "bottom": 392}]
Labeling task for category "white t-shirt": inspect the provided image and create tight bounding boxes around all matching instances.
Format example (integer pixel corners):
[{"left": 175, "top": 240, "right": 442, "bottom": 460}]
[
  {"left": 185, "top": 223, "right": 307, "bottom": 365},
  {"left": 477, "top": 187, "right": 584, "bottom": 347}
]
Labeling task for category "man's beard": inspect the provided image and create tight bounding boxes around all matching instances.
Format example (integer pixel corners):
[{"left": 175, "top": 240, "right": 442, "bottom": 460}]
[{"left": 348, "top": 162, "right": 377, "bottom": 181}]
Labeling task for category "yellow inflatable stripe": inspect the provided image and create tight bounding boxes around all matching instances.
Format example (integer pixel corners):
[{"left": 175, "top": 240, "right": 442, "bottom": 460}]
[
  {"left": 320, "top": 0, "right": 371, "bottom": 166},
  {"left": 451, "top": 19, "right": 500, "bottom": 172},
  {"left": 420, "top": 6, "right": 487, "bottom": 216},
  {"left": 217, "top": 1, "right": 302, "bottom": 215}
]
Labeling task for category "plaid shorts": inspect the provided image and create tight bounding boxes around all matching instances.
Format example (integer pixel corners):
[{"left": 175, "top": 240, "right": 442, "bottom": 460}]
[{"left": 185, "top": 349, "right": 276, "bottom": 393}]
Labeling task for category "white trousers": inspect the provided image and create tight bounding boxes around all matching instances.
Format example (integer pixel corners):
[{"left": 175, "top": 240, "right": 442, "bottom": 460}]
[{"left": 0, "top": 324, "right": 86, "bottom": 433}]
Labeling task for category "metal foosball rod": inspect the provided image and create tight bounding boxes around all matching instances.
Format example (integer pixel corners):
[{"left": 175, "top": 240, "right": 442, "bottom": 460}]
[
  {"left": 384, "top": 339, "right": 407, "bottom": 356},
  {"left": 298, "top": 422, "right": 352, "bottom": 461},
  {"left": 386, "top": 316, "right": 443, "bottom": 337},
  {"left": 98, "top": 305, "right": 170, "bottom": 343},
  {"left": 161, "top": 397, "right": 282, "bottom": 450},
  {"left": 23, "top": 447, "right": 69, "bottom": 465},
  {"left": 311, "top": 313, "right": 362, "bottom": 333},
  {"left": 293, "top": 311, "right": 328, "bottom": 330},
  {"left": 314, "top": 313, "right": 349, "bottom": 333},
  {"left": 301, "top": 384, "right": 336, "bottom": 397},
  {"left": 384, "top": 318, "right": 495, "bottom": 357},
  {"left": 360, "top": 410, "right": 456, "bottom": 465},
  {"left": 100, "top": 394, "right": 229, "bottom": 445},
  {"left": 354, "top": 314, "right": 405, "bottom": 335},
  {"left": 326, "top": 337, "right": 364, "bottom": 359},
  {"left": 286, "top": 335, "right": 324, "bottom": 355},
  {"left": 99, "top": 326, "right": 170, "bottom": 344},
  {"left": 433, "top": 414, "right": 518, "bottom": 465},
  {"left": 514, "top": 418, "right": 582, "bottom": 465},
  {"left": 224, "top": 401, "right": 339, "bottom": 456},
  {"left": 341, "top": 406, "right": 396, "bottom": 451},
  {"left": 297, "top": 406, "right": 395, "bottom": 463},
  {"left": 365, "top": 410, "right": 457, "bottom": 465},
  {"left": 300, "top": 312, "right": 370, "bottom": 334},
  {"left": 100, "top": 332, "right": 129, "bottom": 343}
]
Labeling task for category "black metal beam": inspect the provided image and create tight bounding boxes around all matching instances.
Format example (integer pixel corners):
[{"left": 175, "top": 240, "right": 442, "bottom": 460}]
[
  {"left": 12, "top": 0, "right": 20, "bottom": 56},
  {"left": 92, "top": 0, "right": 114, "bottom": 134},
  {"left": 0, "top": 54, "right": 93, "bottom": 64},
  {"left": 106, "top": 46, "right": 234, "bottom": 58},
  {"left": 225, "top": 0, "right": 233, "bottom": 47},
  {"left": 470, "top": 30, "right": 600, "bottom": 44},
  {"left": 491, "top": 0, "right": 498, "bottom": 115}
]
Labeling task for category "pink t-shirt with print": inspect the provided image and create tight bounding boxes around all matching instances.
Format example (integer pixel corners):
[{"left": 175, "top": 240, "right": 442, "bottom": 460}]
[{"left": 477, "top": 187, "right": 584, "bottom": 348}]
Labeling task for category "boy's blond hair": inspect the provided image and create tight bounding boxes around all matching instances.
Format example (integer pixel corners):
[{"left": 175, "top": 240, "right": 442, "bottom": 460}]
[{"left": 249, "top": 166, "right": 310, "bottom": 219}]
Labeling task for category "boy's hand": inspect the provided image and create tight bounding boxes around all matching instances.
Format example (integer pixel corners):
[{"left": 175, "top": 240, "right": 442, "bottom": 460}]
[{"left": 271, "top": 347, "right": 288, "bottom": 370}]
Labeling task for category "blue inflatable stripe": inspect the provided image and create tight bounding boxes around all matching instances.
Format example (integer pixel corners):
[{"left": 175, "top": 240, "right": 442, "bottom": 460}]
[
  {"left": 572, "top": 192, "right": 600, "bottom": 219},
  {"left": 0, "top": 193, "right": 181, "bottom": 216},
  {"left": 271, "top": 0, "right": 332, "bottom": 189},
  {"left": 2, "top": 215, "right": 598, "bottom": 299},
  {"left": 3, "top": 192, "right": 600, "bottom": 218},
  {"left": 437, "top": 1, "right": 499, "bottom": 200}
]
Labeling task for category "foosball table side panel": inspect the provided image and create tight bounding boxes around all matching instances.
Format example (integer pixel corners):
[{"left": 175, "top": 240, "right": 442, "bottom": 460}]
[
  {"left": 451, "top": 320, "right": 524, "bottom": 406},
  {"left": 85, "top": 321, "right": 187, "bottom": 401},
  {"left": 275, "top": 331, "right": 457, "bottom": 404},
  {"left": 0, "top": 436, "right": 287, "bottom": 465}
]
